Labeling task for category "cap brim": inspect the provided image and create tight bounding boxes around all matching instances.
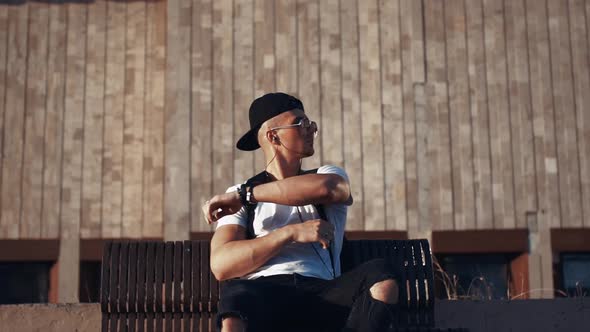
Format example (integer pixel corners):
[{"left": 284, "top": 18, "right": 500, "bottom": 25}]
[{"left": 236, "top": 127, "right": 261, "bottom": 151}]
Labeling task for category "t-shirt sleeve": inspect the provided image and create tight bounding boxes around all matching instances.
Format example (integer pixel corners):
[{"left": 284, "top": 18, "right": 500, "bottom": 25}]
[
  {"left": 215, "top": 185, "right": 248, "bottom": 230},
  {"left": 317, "top": 165, "right": 353, "bottom": 206}
]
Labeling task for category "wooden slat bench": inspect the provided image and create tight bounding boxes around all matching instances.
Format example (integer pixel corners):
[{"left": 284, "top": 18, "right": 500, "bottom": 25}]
[{"left": 100, "top": 239, "right": 467, "bottom": 331}]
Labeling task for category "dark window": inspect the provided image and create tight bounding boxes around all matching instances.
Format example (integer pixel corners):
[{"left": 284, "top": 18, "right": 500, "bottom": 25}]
[
  {"left": 79, "top": 261, "right": 102, "bottom": 303},
  {"left": 559, "top": 253, "right": 590, "bottom": 297},
  {"left": 434, "top": 254, "right": 513, "bottom": 300},
  {"left": 0, "top": 262, "right": 52, "bottom": 304}
]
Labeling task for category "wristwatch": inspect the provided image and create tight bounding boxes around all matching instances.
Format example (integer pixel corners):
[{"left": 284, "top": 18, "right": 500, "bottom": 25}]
[{"left": 238, "top": 184, "right": 257, "bottom": 206}]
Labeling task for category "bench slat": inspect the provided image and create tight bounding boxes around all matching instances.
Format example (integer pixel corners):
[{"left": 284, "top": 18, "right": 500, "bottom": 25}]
[
  {"left": 422, "top": 239, "right": 435, "bottom": 326},
  {"left": 413, "top": 240, "right": 428, "bottom": 326},
  {"left": 154, "top": 243, "right": 165, "bottom": 332},
  {"left": 199, "top": 241, "right": 209, "bottom": 312},
  {"left": 200, "top": 241, "right": 211, "bottom": 331},
  {"left": 146, "top": 312, "right": 154, "bottom": 332},
  {"left": 120, "top": 242, "right": 130, "bottom": 331},
  {"left": 397, "top": 241, "right": 410, "bottom": 327},
  {"left": 183, "top": 314, "right": 191, "bottom": 332},
  {"left": 102, "top": 313, "right": 109, "bottom": 332},
  {"left": 405, "top": 241, "right": 418, "bottom": 308},
  {"left": 155, "top": 243, "right": 164, "bottom": 313},
  {"left": 145, "top": 243, "right": 155, "bottom": 313},
  {"left": 108, "top": 242, "right": 120, "bottom": 316},
  {"left": 390, "top": 241, "right": 406, "bottom": 328},
  {"left": 164, "top": 312, "right": 172, "bottom": 331},
  {"left": 145, "top": 242, "right": 156, "bottom": 332},
  {"left": 209, "top": 244, "right": 219, "bottom": 314},
  {"left": 174, "top": 241, "right": 182, "bottom": 313},
  {"left": 165, "top": 242, "right": 173, "bottom": 312},
  {"left": 392, "top": 241, "right": 410, "bottom": 306},
  {"left": 191, "top": 241, "right": 201, "bottom": 330},
  {"left": 101, "top": 242, "right": 112, "bottom": 332},
  {"left": 120, "top": 241, "right": 129, "bottom": 313},
  {"left": 407, "top": 241, "right": 419, "bottom": 326},
  {"left": 413, "top": 241, "right": 426, "bottom": 308},
  {"left": 192, "top": 312, "right": 200, "bottom": 332},
  {"left": 172, "top": 312, "right": 181, "bottom": 332},
  {"left": 182, "top": 241, "right": 192, "bottom": 332},
  {"left": 137, "top": 312, "right": 145, "bottom": 332},
  {"left": 109, "top": 243, "right": 121, "bottom": 315},
  {"left": 128, "top": 312, "right": 136, "bottom": 332},
  {"left": 101, "top": 241, "right": 112, "bottom": 313},
  {"left": 164, "top": 242, "right": 174, "bottom": 331},
  {"left": 127, "top": 241, "right": 139, "bottom": 332},
  {"left": 182, "top": 241, "right": 192, "bottom": 313},
  {"left": 109, "top": 312, "right": 118, "bottom": 332},
  {"left": 191, "top": 241, "right": 199, "bottom": 312},
  {"left": 128, "top": 243, "right": 138, "bottom": 312},
  {"left": 155, "top": 311, "right": 163, "bottom": 332},
  {"left": 137, "top": 243, "right": 147, "bottom": 313},
  {"left": 173, "top": 242, "right": 183, "bottom": 331}
]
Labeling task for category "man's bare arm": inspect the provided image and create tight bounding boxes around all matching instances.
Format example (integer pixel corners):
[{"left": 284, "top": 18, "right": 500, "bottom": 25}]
[
  {"left": 252, "top": 173, "right": 351, "bottom": 206},
  {"left": 210, "top": 225, "right": 290, "bottom": 280},
  {"left": 211, "top": 220, "right": 334, "bottom": 280},
  {"left": 204, "top": 173, "right": 350, "bottom": 223}
]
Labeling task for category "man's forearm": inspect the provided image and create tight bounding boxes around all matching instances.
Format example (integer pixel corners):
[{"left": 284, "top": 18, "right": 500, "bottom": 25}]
[
  {"left": 252, "top": 174, "right": 349, "bottom": 206},
  {"left": 211, "top": 226, "right": 293, "bottom": 280}
]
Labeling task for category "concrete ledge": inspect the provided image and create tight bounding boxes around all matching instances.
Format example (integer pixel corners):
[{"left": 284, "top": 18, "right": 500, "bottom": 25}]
[
  {"left": 0, "top": 303, "right": 100, "bottom": 332},
  {"left": 1, "top": 299, "right": 588, "bottom": 331},
  {"left": 436, "top": 299, "right": 590, "bottom": 332}
]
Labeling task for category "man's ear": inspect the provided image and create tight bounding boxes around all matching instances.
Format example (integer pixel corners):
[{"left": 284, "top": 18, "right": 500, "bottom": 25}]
[{"left": 266, "top": 130, "right": 280, "bottom": 144}]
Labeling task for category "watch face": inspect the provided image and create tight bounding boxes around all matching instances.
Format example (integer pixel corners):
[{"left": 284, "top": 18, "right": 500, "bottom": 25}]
[{"left": 246, "top": 187, "right": 257, "bottom": 205}]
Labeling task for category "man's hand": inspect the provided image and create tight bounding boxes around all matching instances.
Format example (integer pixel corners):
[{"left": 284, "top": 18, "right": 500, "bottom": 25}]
[
  {"left": 289, "top": 219, "right": 335, "bottom": 249},
  {"left": 202, "top": 191, "right": 242, "bottom": 224}
]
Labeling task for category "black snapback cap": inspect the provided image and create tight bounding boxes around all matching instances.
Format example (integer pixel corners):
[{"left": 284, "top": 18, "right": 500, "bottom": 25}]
[{"left": 236, "top": 92, "right": 304, "bottom": 151}]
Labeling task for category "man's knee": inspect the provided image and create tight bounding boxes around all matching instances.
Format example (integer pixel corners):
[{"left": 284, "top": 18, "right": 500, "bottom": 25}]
[
  {"left": 369, "top": 278, "right": 399, "bottom": 304},
  {"left": 221, "top": 315, "right": 246, "bottom": 332}
]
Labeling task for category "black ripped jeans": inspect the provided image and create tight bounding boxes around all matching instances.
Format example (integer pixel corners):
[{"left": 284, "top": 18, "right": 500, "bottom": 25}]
[{"left": 217, "top": 258, "right": 399, "bottom": 332}]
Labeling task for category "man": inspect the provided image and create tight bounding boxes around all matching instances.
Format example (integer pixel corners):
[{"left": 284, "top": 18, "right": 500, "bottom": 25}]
[{"left": 202, "top": 93, "right": 399, "bottom": 332}]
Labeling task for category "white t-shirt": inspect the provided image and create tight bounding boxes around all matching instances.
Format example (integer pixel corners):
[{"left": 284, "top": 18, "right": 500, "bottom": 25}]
[{"left": 216, "top": 165, "right": 351, "bottom": 280}]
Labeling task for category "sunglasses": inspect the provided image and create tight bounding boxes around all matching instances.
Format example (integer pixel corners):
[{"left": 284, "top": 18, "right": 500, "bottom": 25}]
[{"left": 269, "top": 118, "right": 318, "bottom": 137}]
